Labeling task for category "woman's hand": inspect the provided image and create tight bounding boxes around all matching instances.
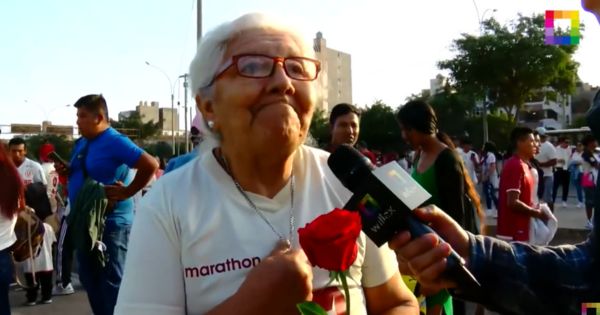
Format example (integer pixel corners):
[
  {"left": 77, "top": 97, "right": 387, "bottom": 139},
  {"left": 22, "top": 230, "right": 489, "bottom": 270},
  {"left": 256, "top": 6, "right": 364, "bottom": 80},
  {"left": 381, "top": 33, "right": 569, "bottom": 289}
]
[{"left": 231, "top": 241, "right": 314, "bottom": 315}]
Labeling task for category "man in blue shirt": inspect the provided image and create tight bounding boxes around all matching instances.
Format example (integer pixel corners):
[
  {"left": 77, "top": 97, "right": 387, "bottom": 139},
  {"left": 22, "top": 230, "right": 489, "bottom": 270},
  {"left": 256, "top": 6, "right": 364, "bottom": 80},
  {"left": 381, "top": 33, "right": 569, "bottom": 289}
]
[
  {"left": 164, "top": 125, "right": 202, "bottom": 174},
  {"left": 55, "top": 94, "right": 158, "bottom": 315},
  {"left": 390, "top": 2, "right": 600, "bottom": 314}
]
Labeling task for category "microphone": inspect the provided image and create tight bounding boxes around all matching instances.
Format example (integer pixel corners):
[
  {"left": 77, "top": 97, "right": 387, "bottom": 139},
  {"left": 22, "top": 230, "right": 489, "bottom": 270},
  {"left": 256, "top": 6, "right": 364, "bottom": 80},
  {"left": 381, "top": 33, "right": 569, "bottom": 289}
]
[{"left": 328, "top": 145, "right": 480, "bottom": 289}]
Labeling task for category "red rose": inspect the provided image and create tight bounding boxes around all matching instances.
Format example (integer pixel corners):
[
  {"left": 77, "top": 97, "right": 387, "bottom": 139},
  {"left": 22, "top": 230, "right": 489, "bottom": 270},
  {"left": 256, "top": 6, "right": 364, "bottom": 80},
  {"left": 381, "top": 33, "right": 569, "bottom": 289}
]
[{"left": 298, "top": 208, "right": 362, "bottom": 271}]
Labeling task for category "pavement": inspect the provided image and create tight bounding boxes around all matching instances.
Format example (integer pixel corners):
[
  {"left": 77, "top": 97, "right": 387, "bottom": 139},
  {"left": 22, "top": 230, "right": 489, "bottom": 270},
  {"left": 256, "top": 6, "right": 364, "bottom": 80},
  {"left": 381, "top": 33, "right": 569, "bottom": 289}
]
[{"left": 7, "top": 200, "right": 592, "bottom": 314}]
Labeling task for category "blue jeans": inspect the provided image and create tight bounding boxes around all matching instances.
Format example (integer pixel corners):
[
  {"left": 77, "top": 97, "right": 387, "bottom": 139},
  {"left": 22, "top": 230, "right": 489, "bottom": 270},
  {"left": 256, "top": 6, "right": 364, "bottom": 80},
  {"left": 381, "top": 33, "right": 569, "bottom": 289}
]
[
  {"left": 0, "top": 248, "right": 13, "bottom": 315},
  {"left": 78, "top": 223, "right": 131, "bottom": 315},
  {"left": 571, "top": 171, "right": 584, "bottom": 203},
  {"left": 483, "top": 180, "right": 498, "bottom": 209}
]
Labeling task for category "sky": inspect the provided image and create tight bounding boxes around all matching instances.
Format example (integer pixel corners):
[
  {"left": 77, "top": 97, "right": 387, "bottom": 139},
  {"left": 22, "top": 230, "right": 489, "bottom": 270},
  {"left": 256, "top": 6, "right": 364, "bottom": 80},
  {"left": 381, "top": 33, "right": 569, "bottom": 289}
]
[{"left": 0, "top": 0, "right": 598, "bottom": 130}]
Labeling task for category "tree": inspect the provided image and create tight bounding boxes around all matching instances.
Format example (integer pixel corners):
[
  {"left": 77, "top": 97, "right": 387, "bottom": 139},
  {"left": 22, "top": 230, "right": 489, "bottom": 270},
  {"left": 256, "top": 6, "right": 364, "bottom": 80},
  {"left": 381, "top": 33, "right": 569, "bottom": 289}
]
[
  {"left": 439, "top": 14, "right": 580, "bottom": 121},
  {"left": 358, "top": 100, "right": 404, "bottom": 153},
  {"left": 110, "top": 112, "right": 161, "bottom": 143},
  {"left": 309, "top": 108, "right": 330, "bottom": 147},
  {"left": 25, "top": 134, "right": 73, "bottom": 162}
]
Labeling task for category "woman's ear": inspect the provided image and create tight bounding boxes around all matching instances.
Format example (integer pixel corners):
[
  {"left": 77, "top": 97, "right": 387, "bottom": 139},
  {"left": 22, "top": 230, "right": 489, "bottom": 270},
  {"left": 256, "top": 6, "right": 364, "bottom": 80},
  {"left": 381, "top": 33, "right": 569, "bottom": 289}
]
[{"left": 197, "top": 94, "right": 217, "bottom": 131}]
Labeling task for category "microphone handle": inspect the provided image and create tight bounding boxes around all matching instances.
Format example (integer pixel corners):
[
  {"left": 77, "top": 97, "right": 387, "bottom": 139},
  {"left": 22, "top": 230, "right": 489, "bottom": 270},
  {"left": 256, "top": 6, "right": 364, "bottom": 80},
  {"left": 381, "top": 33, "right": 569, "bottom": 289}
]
[{"left": 406, "top": 215, "right": 481, "bottom": 288}]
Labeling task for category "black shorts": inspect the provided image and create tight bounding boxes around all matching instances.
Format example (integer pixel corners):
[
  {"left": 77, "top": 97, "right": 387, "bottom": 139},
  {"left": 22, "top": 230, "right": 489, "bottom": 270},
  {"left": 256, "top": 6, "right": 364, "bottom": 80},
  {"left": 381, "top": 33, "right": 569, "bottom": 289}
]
[{"left": 584, "top": 187, "right": 596, "bottom": 208}]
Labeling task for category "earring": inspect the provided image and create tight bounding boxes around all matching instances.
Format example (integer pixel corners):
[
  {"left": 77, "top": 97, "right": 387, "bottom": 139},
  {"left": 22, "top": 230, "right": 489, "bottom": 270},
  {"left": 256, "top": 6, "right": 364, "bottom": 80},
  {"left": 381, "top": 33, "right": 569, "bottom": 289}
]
[{"left": 207, "top": 121, "right": 214, "bottom": 129}]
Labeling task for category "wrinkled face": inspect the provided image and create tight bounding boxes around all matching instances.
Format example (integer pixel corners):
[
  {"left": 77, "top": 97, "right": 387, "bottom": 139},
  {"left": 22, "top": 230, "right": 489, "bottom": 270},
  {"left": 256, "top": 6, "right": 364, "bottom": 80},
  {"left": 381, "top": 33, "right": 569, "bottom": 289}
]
[
  {"left": 199, "top": 28, "right": 317, "bottom": 156},
  {"left": 518, "top": 133, "right": 537, "bottom": 159},
  {"left": 9, "top": 144, "right": 26, "bottom": 166},
  {"left": 331, "top": 113, "right": 360, "bottom": 147}
]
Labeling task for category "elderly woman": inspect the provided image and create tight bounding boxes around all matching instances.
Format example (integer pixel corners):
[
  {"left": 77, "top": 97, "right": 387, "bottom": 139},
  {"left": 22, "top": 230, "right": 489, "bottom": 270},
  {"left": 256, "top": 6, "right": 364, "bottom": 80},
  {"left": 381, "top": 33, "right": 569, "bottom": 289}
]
[{"left": 115, "top": 13, "right": 418, "bottom": 315}]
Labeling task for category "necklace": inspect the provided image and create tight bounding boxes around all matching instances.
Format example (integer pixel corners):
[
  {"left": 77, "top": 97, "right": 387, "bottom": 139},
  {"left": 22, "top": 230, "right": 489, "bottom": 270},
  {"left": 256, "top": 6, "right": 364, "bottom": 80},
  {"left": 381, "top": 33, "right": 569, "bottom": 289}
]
[{"left": 218, "top": 150, "right": 296, "bottom": 246}]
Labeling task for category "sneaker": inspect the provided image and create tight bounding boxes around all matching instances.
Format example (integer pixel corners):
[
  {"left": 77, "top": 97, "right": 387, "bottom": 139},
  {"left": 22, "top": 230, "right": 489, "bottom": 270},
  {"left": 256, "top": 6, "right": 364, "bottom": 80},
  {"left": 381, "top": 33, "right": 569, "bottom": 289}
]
[
  {"left": 53, "top": 283, "right": 75, "bottom": 296},
  {"left": 577, "top": 202, "right": 584, "bottom": 208},
  {"left": 562, "top": 202, "right": 568, "bottom": 208},
  {"left": 40, "top": 299, "right": 53, "bottom": 304},
  {"left": 486, "top": 209, "right": 497, "bottom": 218},
  {"left": 24, "top": 301, "right": 36, "bottom": 306},
  {"left": 586, "top": 221, "right": 594, "bottom": 230}
]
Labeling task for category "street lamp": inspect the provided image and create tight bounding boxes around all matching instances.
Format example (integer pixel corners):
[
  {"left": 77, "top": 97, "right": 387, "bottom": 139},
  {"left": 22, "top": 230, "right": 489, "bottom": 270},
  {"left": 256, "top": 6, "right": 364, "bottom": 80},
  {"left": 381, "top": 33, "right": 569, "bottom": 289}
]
[
  {"left": 24, "top": 100, "right": 70, "bottom": 123},
  {"left": 472, "top": 0, "right": 497, "bottom": 143},
  {"left": 145, "top": 61, "right": 176, "bottom": 155}
]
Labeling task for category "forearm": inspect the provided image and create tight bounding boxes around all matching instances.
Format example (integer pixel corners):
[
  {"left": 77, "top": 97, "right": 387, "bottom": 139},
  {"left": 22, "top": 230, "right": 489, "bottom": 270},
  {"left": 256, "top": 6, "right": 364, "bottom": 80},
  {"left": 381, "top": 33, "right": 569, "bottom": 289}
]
[
  {"left": 453, "top": 234, "right": 596, "bottom": 314},
  {"left": 125, "top": 154, "right": 158, "bottom": 197},
  {"left": 511, "top": 200, "right": 542, "bottom": 218},
  {"left": 126, "top": 169, "right": 154, "bottom": 197},
  {"left": 540, "top": 159, "right": 557, "bottom": 167}
]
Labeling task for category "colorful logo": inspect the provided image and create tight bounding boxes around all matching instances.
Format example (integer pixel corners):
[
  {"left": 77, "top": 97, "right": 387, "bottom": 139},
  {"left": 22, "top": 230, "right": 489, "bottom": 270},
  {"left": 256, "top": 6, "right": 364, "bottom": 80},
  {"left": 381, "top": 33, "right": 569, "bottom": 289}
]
[
  {"left": 545, "top": 10, "right": 580, "bottom": 45},
  {"left": 582, "top": 303, "right": 600, "bottom": 314},
  {"left": 358, "top": 194, "right": 380, "bottom": 220}
]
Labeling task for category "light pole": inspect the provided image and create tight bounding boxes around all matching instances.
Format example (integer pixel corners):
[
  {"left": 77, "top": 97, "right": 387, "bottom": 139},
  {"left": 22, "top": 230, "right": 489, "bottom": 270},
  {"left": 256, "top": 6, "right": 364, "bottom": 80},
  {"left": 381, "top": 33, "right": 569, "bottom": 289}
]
[
  {"left": 145, "top": 61, "right": 176, "bottom": 155},
  {"left": 179, "top": 74, "right": 190, "bottom": 152},
  {"left": 24, "top": 100, "right": 70, "bottom": 124},
  {"left": 472, "top": 0, "right": 497, "bottom": 143}
]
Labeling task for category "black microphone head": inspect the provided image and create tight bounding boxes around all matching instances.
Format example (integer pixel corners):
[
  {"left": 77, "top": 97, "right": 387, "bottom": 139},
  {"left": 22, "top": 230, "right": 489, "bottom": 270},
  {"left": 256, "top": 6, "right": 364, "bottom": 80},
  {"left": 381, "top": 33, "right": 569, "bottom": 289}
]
[{"left": 327, "top": 144, "right": 375, "bottom": 193}]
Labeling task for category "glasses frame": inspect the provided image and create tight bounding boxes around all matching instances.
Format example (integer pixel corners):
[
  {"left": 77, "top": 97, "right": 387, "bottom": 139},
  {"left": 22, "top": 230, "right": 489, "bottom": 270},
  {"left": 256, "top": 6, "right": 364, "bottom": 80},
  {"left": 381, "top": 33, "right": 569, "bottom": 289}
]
[{"left": 204, "top": 54, "right": 321, "bottom": 88}]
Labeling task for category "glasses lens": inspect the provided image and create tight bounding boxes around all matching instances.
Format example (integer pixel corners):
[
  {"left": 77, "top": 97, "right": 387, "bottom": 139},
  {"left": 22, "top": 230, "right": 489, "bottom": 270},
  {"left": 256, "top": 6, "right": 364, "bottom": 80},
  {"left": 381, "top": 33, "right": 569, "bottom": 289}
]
[
  {"left": 285, "top": 58, "right": 318, "bottom": 80},
  {"left": 237, "top": 55, "right": 273, "bottom": 77}
]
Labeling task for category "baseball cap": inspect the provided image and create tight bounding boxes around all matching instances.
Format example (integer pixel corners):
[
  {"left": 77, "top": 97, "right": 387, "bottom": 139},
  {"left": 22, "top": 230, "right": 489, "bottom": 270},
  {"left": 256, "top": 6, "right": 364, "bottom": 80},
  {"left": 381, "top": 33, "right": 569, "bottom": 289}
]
[{"left": 535, "top": 127, "right": 547, "bottom": 136}]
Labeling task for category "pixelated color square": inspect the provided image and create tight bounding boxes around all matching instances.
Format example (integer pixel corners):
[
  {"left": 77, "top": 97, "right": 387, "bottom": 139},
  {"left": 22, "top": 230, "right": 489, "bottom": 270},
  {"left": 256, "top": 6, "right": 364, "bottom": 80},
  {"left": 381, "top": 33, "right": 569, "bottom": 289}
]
[{"left": 544, "top": 10, "right": 580, "bottom": 45}]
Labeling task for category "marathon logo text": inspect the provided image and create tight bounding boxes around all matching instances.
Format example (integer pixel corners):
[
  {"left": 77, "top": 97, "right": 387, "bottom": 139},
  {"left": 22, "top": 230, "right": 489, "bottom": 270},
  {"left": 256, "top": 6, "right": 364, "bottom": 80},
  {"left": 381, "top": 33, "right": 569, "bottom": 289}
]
[{"left": 184, "top": 257, "right": 261, "bottom": 278}]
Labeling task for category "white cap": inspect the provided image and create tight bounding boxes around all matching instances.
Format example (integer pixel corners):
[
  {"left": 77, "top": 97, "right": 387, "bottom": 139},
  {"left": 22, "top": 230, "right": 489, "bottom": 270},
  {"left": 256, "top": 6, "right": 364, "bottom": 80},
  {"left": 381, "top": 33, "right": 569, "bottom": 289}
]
[{"left": 535, "top": 127, "right": 547, "bottom": 136}]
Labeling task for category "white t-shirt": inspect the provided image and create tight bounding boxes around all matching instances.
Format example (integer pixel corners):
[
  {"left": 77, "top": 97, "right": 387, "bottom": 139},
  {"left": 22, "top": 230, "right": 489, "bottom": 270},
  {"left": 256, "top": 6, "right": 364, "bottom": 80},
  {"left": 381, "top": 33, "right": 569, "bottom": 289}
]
[
  {"left": 571, "top": 151, "right": 584, "bottom": 172},
  {"left": 0, "top": 213, "right": 17, "bottom": 251},
  {"left": 41, "top": 162, "right": 60, "bottom": 213},
  {"left": 458, "top": 148, "right": 479, "bottom": 185},
  {"left": 536, "top": 141, "right": 557, "bottom": 177},
  {"left": 482, "top": 152, "right": 498, "bottom": 186},
  {"left": 17, "top": 158, "right": 47, "bottom": 186},
  {"left": 530, "top": 167, "right": 539, "bottom": 206},
  {"left": 20, "top": 223, "right": 56, "bottom": 272},
  {"left": 555, "top": 146, "right": 571, "bottom": 170},
  {"left": 115, "top": 146, "right": 398, "bottom": 315}
]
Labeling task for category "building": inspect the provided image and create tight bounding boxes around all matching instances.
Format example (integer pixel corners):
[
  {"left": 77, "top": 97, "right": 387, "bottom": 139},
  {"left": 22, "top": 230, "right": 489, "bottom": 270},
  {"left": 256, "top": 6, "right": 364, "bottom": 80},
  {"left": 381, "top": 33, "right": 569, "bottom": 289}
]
[
  {"left": 118, "top": 101, "right": 179, "bottom": 135},
  {"left": 313, "top": 32, "right": 352, "bottom": 112},
  {"left": 519, "top": 91, "right": 571, "bottom": 130},
  {"left": 159, "top": 107, "right": 179, "bottom": 135},
  {"left": 430, "top": 74, "right": 447, "bottom": 96},
  {"left": 137, "top": 101, "right": 160, "bottom": 124}
]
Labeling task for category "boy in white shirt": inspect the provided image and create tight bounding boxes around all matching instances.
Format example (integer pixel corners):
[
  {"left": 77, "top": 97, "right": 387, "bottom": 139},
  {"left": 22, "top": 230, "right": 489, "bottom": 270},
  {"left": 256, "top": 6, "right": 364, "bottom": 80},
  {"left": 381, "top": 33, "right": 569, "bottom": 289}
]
[
  {"left": 534, "top": 128, "right": 557, "bottom": 211},
  {"left": 553, "top": 137, "right": 572, "bottom": 208}
]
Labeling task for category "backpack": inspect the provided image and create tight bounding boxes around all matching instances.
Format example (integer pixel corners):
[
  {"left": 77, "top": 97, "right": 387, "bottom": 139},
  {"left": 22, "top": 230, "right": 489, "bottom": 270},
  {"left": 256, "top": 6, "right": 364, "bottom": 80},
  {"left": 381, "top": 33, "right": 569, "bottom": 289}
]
[{"left": 11, "top": 199, "right": 45, "bottom": 263}]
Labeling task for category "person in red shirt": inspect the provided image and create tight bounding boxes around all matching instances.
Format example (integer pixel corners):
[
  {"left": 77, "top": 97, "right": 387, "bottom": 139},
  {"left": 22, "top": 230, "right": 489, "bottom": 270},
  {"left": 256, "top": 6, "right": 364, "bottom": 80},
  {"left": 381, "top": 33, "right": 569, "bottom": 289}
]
[{"left": 497, "top": 127, "right": 550, "bottom": 242}]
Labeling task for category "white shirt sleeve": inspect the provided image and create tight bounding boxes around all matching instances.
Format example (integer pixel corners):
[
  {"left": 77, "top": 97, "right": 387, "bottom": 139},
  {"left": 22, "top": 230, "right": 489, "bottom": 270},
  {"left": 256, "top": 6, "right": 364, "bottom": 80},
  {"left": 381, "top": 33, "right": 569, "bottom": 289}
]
[
  {"left": 35, "top": 162, "right": 47, "bottom": 185},
  {"left": 115, "top": 185, "right": 186, "bottom": 315},
  {"left": 360, "top": 237, "right": 399, "bottom": 288}
]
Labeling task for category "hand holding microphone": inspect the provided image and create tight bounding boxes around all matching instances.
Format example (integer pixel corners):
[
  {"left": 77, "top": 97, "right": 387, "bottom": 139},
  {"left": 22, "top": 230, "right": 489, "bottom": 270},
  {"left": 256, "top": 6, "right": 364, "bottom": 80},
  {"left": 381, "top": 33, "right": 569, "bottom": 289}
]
[{"left": 328, "top": 145, "right": 479, "bottom": 289}]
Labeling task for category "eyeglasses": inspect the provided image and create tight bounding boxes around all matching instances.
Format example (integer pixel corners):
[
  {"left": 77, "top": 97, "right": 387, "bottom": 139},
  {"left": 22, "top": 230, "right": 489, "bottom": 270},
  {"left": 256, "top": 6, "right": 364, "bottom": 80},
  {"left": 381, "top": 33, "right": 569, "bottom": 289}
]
[{"left": 204, "top": 54, "right": 321, "bottom": 87}]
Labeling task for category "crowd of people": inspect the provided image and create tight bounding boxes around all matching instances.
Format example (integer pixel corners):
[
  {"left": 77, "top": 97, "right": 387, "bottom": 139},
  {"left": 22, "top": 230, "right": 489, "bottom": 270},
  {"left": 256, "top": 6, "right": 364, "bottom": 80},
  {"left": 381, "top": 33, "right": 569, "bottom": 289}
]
[{"left": 0, "top": 1, "right": 599, "bottom": 315}]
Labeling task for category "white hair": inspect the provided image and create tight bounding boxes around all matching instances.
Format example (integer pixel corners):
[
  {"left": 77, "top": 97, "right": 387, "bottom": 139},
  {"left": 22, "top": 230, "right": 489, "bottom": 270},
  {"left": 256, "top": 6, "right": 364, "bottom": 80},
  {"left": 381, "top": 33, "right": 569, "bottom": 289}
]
[
  {"left": 188, "top": 13, "right": 318, "bottom": 155},
  {"left": 189, "top": 13, "right": 315, "bottom": 97}
]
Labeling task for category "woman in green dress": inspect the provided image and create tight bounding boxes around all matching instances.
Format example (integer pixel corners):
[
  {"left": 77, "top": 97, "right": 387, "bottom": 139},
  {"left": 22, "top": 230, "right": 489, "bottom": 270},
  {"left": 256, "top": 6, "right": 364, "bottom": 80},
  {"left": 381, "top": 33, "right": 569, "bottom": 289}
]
[{"left": 395, "top": 100, "right": 483, "bottom": 315}]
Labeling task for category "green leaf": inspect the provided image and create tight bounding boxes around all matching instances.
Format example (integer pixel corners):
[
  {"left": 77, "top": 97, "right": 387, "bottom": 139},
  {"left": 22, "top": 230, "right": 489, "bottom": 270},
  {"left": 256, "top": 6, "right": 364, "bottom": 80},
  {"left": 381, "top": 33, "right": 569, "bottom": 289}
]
[{"left": 296, "top": 302, "right": 329, "bottom": 315}]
